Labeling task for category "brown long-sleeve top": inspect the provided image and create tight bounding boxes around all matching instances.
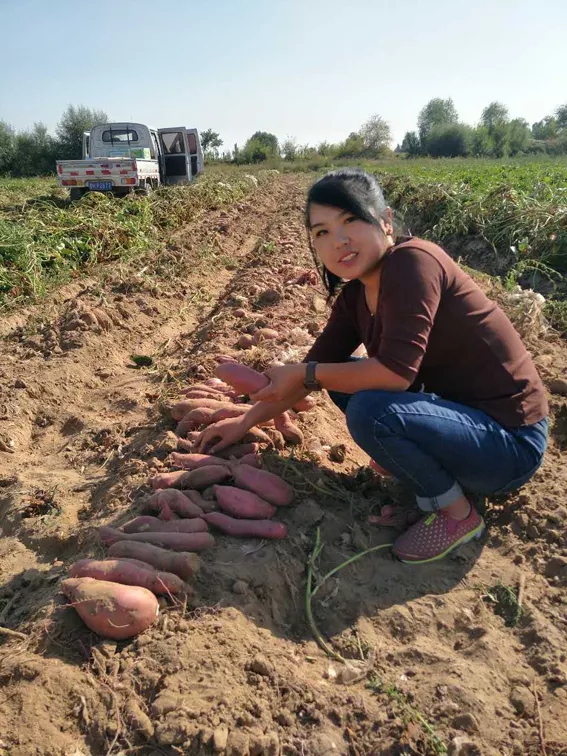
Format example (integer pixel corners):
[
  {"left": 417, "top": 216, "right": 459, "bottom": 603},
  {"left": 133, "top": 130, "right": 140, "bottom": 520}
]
[{"left": 305, "top": 237, "right": 548, "bottom": 428}]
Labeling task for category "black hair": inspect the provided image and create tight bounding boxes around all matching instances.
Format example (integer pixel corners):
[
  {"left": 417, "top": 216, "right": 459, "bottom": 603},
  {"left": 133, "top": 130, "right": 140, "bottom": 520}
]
[{"left": 305, "top": 168, "right": 391, "bottom": 299}]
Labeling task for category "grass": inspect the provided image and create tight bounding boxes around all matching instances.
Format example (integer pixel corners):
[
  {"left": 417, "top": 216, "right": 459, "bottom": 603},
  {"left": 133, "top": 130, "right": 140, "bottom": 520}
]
[{"left": 0, "top": 170, "right": 269, "bottom": 311}]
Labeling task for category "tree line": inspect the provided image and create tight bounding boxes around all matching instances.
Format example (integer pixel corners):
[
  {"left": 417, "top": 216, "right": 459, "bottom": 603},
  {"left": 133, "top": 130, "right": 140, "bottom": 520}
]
[
  {"left": 0, "top": 105, "right": 108, "bottom": 177},
  {"left": 2, "top": 98, "right": 567, "bottom": 178}
]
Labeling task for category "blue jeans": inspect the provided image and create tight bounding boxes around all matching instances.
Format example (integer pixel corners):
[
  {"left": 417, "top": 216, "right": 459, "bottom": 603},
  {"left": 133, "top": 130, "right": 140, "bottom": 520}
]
[{"left": 329, "top": 389, "right": 548, "bottom": 512}]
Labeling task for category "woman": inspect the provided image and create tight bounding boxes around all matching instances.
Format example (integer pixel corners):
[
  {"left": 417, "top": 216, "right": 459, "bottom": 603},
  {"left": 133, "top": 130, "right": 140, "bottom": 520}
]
[{"left": 196, "top": 168, "right": 548, "bottom": 564}]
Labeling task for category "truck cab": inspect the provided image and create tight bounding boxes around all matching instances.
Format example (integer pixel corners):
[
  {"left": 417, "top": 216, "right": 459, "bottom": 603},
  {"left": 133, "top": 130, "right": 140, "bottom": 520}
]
[{"left": 57, "top": 122, "right": 203, "bottom": 198}]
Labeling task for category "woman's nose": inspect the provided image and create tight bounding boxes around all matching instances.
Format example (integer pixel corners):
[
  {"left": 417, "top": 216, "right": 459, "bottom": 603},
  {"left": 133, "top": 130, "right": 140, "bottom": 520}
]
[{"left": 334, "top": 230, "right": 349, "bottom": 248}]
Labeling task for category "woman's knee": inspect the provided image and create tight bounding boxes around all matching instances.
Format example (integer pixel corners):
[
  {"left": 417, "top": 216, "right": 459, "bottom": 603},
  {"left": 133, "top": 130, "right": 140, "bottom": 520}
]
[{"left": 345, "top": 390, "right": 395, "bottom": 442}]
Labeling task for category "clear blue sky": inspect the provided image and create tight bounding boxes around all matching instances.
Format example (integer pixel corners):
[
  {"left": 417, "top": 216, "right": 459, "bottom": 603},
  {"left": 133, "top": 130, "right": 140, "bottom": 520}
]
[{"left": 1, "top": 0, "right": 566, "bottom": 151}]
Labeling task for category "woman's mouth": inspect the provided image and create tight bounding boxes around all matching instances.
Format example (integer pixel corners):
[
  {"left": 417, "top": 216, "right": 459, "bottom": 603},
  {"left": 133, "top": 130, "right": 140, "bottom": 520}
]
[{"left": 339, "top": 251, "right": 358, "bottom": 265}]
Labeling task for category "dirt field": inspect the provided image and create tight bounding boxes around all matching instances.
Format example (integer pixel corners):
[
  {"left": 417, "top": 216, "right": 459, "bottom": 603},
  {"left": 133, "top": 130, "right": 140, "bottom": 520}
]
[{"left": 0, "top": 173, "right": 566, "bottom": 756}]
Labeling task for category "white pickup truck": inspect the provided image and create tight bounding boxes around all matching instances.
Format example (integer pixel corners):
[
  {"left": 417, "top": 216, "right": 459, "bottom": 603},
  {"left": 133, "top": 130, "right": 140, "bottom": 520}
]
[{"left": 56, "top": 122, "right": 204, "bottom": 199}]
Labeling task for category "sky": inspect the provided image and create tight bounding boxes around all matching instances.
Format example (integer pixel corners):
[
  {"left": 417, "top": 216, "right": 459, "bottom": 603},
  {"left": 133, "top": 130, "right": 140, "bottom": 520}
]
[{"left": 1, "top": 0, "right": 566, "bottom": 152}]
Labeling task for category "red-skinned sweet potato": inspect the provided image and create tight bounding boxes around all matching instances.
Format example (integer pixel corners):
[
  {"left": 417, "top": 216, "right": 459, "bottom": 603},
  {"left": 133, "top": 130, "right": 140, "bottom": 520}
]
[
  {"left": 274, "top": 412, "right": 304, "bottom": 445},
  {"left": 61, "top": 577, "right": 159, "bottom": 640},
  {"left": 202, "top": 512, "right": 287, "bottom": 539},
  {"left": 171, "top": 398, "right": 237, "bottom": 422},
  {"left": 68, "top": 558, "right": 189, "bottom": 596},
  {"left": 215, "top": 363, "right": 267, "bottom": 395},
  {"left": 230, "top": 461, "right": 293, "bottom": 506},
  {"left": 108, "top": 541, "right": 199, "bottom": 580},
  {"left": 210, "top": 406, "right": 248, "bottom": 423},
  {"left": 213, "top": 485, "right": 276, "bottom": 519},
  {"left": 169, "top": 452, "right": 230, "bottom": 470},
  {"left": 121, "top": 516, "right": 207, "bottom": 534},
  {"left": 149, "top": 465, "right": 230, "bottom": 491},
  {"left": 176, "top": 408, "right": 216, "bottom": 437},
  {"left": 99, "top": 526, "right": 214, "bottom": 552},
  {"left": 145, "top": 489, "right": 203, "bottom": 519},
  {"left": 214, "top": 443, "right": 259, "bottom": 460}
]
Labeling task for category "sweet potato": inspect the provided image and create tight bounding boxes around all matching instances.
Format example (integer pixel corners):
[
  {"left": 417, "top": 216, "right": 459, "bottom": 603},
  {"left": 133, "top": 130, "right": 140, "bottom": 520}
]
[
  {"left": 68, "top": 558, "right": 189, "bottom": 596},
  {"left": 61, "top": 577, "right": 159, "bottom": 640},
  {"left": 215, "top": 442, "right": 259, "bottom": 460},
  {"left": 294, "top": 395, "right": 317, "bottom": 412},
  {"left": 213, "top": 485, "right": 276, "bottom": 519},
  {"left": 253, "top": 328, "right": 279, "bottom": 344},
  {"left": 171, "top": 398, "right": 235, "bottom": 422},
  {"left": 180, "top": 389, "right": 229, "bottom": 402},
  {"left": 274, "top": 412, "right": 304, "bottom": 445},
  {"left": 230, "top": 461, "right": 293, "bottom": 506},
  {"left": 202, "top": 512, "right": 287, "bottom": 539},
  {"left": 210, "top": 406, "right": 248, "bottom": 422},
  {"left": 176, "top": 408, "right": 216, "bottom": 436},
  {"left": 237, "top": 334, "right": 254, "bottom": 349},
  {"left": 169, "top": 452, "right": 230, "bottom": 470},
  {"left": 121, "top": 516, "right": 208, "bottom": 534},
  {"left": 216, "top": 362, "right": 268, "bottom": 395},
  {"left": 145, "top": 489, "right": 203, "bottom": 519},
  {"left": 263, "top": 428, "right": 285, "bottom": 450},
  {"left": 242, "top": 427, "right": 274, "bottom": 445},
  {"left": 239, "top": 452, "right": 261, "bottom": 468},
  {"left": 98, "top": 526, "right": 214, "bottom": 552},
  {"left": 176, "top": 434, "right": 200, "bottom": 451},
  {"left": 149, "top": 469, "right": 187, "bottom": 490},
  {"left": 184, "top": 488, "right": 217, "bottom": 513},
  {"left": 108, "top": 541, "right": 199, "bottom": 580},
  {"left": 182, "top": 465, "right": 231, "bottom": 489}
]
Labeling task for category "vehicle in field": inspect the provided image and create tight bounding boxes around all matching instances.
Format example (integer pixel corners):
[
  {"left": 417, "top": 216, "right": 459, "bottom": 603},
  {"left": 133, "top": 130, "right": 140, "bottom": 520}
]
[{"left": 56, "top": 122, "right": 204, "bottom": 200}]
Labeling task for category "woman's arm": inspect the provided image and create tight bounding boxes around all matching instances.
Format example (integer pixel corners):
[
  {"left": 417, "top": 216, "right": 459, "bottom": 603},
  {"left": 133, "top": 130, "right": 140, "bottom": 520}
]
[{"left": 250, "top": 359, "right": 409, "bottom": 403}]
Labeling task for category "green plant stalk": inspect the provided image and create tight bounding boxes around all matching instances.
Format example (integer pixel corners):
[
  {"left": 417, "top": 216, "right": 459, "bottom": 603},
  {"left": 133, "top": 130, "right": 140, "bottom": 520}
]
[{"left": 306, "top": 526, "right": 393, "bottom": 662}]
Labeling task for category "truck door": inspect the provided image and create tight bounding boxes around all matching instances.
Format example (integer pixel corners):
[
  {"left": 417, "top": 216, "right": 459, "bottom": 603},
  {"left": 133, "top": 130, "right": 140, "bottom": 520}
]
[
  {"left": 157, "top": 128, "right": 191, "bottom": 184},
  {"left": 186, "top": 129, "right": 204, "bottom": 176},
  {"left": 82, "top": 131, "right": 90, "bottom": 159}
]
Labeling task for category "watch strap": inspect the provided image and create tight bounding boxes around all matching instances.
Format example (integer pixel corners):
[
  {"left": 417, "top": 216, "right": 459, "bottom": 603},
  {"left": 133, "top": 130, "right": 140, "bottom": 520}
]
[{"left": 304, "top": 361, "right": 322, "bottom": 391}]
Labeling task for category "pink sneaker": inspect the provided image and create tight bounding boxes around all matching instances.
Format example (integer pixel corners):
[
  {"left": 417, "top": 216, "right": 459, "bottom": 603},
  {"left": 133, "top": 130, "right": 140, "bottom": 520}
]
[{"left": 392, "top": 505, "right": 485, "bottom": 564}]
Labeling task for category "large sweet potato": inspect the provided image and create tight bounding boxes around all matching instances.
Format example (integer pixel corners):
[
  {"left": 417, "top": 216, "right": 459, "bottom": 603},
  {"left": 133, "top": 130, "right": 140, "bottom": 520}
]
[
  {"left": 213, "top": 485, "right": 276, "bottom": 519},
  {"left": 68, "top": 558, "right": 189, "bottom": 596},
  {"left": 230, "top": 461, "right": 293, "bottom": 506},
  {"left": 215, "top": 363, "right": 267, "bottom": 395},
  {"left": 169, "top": 452, "right": 230, "bottom": 470},
  {"left": 99, "top": 526, "right": 214, "bottom": 552},
  {"left": 171, "top": 398, "right": 237, "bottom": 422},
  {"left": 61, "top": 577, "right": 159, "bottom": 640},
  {"left": 108, "top": 541, "right": 199, "bottom": 580},
  {"left": 145, "top": 489, "right": 203, "bottom": 519},
  {"left": 202, "top": 512, "right": 287, "bottom": 539},
  {"left": 121, "top": 516, "right": 207, "bottom": 534},
  {"left": 274, "top": 412, "right": 304, "bottom": 445}
]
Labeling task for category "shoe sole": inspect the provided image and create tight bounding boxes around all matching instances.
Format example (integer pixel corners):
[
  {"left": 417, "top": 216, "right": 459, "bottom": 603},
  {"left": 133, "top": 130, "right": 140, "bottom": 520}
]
[{"left": 395, "top": 519, "right": 485, "bottom": 565}]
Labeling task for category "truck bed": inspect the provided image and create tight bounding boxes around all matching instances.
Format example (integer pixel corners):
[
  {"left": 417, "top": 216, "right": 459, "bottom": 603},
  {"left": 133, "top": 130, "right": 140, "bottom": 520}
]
[{"left": 56, "top": 157, "right": 159, "bottom": 190}]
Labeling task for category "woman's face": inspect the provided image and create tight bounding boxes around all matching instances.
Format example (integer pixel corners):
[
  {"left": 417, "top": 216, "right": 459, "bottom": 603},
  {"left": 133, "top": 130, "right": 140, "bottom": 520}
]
[{"left": 308, "top": 203, "right": 393, "bottom": 282}]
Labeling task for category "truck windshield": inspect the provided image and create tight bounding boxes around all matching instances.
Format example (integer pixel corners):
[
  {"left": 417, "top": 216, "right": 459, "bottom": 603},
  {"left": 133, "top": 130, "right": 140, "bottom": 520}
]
[{"left": 102, "top": 129, "right": 139, "bottom": 143}]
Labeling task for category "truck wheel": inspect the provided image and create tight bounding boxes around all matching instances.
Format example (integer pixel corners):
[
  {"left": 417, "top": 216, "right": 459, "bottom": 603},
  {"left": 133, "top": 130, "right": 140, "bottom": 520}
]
[
  {"left": 136, "top": 181, "right": 152, "bottom": 196},
  {"left": 69, "top": 188, "right": 85, "bottom": 201}
]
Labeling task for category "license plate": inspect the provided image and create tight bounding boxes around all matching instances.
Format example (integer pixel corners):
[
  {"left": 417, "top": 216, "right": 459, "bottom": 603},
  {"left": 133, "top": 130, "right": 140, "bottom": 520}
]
[{"left": 87, "top": 181, "right": 113, "bottom": 191}]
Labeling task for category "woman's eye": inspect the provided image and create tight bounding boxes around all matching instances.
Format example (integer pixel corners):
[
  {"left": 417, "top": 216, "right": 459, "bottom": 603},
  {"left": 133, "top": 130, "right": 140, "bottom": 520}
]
[
  {"left": 315, "top": 229, "right": 327, "bottom": 238},
  {"left": 344, "top": 216, "right": 357, "bottom": 224}
]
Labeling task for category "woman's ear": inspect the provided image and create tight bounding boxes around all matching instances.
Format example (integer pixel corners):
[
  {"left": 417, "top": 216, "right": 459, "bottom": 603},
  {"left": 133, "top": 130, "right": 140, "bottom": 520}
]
[{"left": 382, "top": 207, "right": 394, "bottom": 236}]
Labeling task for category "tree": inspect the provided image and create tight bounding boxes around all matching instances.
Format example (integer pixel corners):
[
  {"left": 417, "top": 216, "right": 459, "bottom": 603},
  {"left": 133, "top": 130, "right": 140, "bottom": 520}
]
[
  {"left": 471, "top": 126, "right": 491, "bottom": 157},
  {"left": 0, "top": 121, "right": 15, "bottom": 174},
  {"left": 359, "top": 114, "right": 391, "bottom": 157},
  {"left": 247, "top": 131, "right": 279, "bottom": 155},
  {"left": 400, "top": 131, "right": 421, "bottom": 157},
  {"left": 10, "top": 123, "right": 57, "bottom": 177},
  {"left": 507, "top": 118, "right": 530, "bottom": 156},
  {"left": 337, "top": 133, "right": 365, "bottom": 158},
  {"left": 56, "top": 105, "right": 108, "bottom": 160},
  {"left": 425, "top": 124, "right": 472, "bottom": 158},
  {"left": 532, "top": 116, "right": 559, "bottom": 140},
  {"left": 481, "top": 101, "right": 509, "bottom": 131},
  {"left": 556, "top": 104, "right": 567, "bottom": 130},
  {"left": 491, "top": 123, "right": 510, "bottom": 158},
  {"left": 200, "top": 128, "right": 223, "bottom": 158},
  {"left": 417, "top": 98, "right": 458, "bottom": 142},
  {"left": 281, "top": 136, "right": 298, "bottom": 161}
]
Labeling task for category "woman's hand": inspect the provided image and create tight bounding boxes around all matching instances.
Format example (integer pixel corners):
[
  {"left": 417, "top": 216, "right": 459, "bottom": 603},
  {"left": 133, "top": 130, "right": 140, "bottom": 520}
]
[
  {"left": 250, "top": 364, "right": 306, "bottom": 403},
  {"left": 193, "top": 415, "right": 249, "bottom": 454}
]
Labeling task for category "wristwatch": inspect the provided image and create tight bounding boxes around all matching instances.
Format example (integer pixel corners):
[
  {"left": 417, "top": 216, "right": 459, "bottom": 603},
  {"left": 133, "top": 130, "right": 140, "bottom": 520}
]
[{"left": 304, "top": 361, "right": 322, "bottom": 391}]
